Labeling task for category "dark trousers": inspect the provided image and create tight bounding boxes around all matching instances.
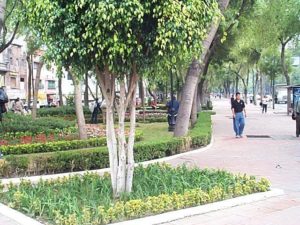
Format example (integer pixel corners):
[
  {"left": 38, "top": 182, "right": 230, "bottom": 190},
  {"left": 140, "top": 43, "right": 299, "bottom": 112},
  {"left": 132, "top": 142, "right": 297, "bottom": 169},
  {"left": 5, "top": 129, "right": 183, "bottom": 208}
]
[
  {"left": 91, "top": 111, "right": 98, "bottom": 124},
  {"left": 296, "top": 115, "right": 300, "bottom": 137},
  {"left": 262, "top": 104, "right": 267, "bottom": 113}
]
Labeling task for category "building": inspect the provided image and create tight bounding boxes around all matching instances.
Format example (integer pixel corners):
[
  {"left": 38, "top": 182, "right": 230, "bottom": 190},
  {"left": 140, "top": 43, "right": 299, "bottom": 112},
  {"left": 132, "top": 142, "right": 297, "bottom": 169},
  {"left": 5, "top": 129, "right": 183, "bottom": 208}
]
[
  {"left": 0, "top": 37, "right": 101, "bottom": 106},
  {"left": 0, "top": 39, "right": 27, "bottom": 100}
]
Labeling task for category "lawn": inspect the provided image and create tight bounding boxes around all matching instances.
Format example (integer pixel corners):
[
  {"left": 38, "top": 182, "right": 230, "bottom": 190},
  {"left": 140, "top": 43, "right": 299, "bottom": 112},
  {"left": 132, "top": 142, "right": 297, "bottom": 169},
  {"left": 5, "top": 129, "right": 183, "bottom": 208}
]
[{"left": 136, "top": 122, "right": 173, "bottom": 143}]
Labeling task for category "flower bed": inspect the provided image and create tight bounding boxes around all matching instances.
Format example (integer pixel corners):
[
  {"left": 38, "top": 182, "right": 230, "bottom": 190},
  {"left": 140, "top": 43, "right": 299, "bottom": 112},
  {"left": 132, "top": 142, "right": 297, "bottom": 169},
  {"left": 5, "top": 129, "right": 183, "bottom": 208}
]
[
  {"left": 0, "top": 131, "right": 143, "bottom": 156},
  {"left": 0, "top": 128, "right": 78, "bottom": 146},
  {"left": 0, "top": 113, "right": 210, "bottom": 178},
  {"left": 0, "top": 164, "right": 270, "bottom": 225}
]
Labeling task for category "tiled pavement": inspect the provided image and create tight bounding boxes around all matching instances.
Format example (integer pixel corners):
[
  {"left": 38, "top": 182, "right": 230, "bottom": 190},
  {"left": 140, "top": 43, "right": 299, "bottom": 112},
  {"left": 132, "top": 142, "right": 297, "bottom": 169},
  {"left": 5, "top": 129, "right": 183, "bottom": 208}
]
[
  {"left": 0, "top": 100, "right": 299, "bottom": 225},
  {"left": 162, "top": 99, "right": 300, "bottom": 225}
]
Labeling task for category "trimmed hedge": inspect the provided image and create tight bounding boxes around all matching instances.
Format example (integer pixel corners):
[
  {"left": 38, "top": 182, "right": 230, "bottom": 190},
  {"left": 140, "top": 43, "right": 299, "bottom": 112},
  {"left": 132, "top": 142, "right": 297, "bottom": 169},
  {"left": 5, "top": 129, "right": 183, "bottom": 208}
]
[
  {"left": 0, "top": 131, "right": 143, "bottom": 156},
  {"left": 0, "top": 138, "right": 106, "bottom": 155},
  {"left": 37, "top": 106, "right": 91, "bottom": 117},
  {"left": 0, "top": 112, "right": 211, "bottom": 178}
]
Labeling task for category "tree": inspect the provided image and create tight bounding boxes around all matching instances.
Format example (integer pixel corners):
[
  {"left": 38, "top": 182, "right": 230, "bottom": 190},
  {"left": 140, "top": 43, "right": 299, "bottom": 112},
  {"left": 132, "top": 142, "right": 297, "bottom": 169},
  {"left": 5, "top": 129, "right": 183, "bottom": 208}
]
[
  {"left": 24, "top": 0, "right": 219, "bottom": 197},
  {"left": 174, "top": 0, "right": 228, "bottom": 137},
  {"left": 259, "top": 49, "right": 286, "bottom": 109},
  {"left": 0, "top": 0, "right": 20, "bottom": 52},
  {"left": 26, "top": 36, "right": 43, "bottom": 119},
  {"left": 252, "top": 0, "right": 300, "bottom": 113}
]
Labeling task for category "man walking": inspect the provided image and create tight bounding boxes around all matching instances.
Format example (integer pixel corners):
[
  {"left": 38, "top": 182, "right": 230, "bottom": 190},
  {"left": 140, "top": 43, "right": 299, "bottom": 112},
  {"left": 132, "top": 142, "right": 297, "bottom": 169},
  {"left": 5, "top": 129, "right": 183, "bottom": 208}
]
[
  {"left": 232, "top": 92, "right": 247, "bottom": 138},
  {"left": 230, "top": 94, "right": 237, "bottom": 134},
  {"left": 262, "top": 95, "right": 268, "bottom": 114}
]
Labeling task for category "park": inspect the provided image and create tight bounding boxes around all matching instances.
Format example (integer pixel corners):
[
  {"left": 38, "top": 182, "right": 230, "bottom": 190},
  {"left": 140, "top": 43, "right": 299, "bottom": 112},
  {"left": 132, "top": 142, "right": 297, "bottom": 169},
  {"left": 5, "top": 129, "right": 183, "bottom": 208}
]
[{"left": 0, "top": 0, "right": 299, "bottom": 225}]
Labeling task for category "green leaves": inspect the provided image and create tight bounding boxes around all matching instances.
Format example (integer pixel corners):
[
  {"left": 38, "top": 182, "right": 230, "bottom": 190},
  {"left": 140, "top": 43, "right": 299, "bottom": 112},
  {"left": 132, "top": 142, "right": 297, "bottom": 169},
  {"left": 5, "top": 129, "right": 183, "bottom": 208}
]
[{"left": 23, "top": 0, "right": 219, "bottom": 76}]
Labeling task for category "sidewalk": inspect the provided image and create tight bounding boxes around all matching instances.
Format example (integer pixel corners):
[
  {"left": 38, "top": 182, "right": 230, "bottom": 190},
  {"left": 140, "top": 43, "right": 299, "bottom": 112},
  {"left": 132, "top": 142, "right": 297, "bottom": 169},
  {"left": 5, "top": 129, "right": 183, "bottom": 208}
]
[{"left": 162, "top": 99, "right": 300, "bottom": 225}]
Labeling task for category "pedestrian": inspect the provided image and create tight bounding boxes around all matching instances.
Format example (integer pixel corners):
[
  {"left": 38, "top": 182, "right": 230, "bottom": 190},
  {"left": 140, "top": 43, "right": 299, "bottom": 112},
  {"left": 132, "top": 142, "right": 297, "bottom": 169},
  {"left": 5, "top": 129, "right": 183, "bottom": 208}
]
[
  {"left": 230, "top": 94, "right": 237, "bottom": 135},
  {"left": 293, "top": 98, "right": 300, "bottom": 137},
  {"left": 262, "top": 95, "right": 268, "bottom": 113},
  {"left": 231, "top": 92, "right": 247, "bottom": 138},
  {"left": 91, "top": 98, "right": 101, "bottom": 124},
  {"left": 13, "top": 98, "right": 24, "bottom": 115},
  {"left": 166, "top": 96, "right": 180, "bottom": 127}
]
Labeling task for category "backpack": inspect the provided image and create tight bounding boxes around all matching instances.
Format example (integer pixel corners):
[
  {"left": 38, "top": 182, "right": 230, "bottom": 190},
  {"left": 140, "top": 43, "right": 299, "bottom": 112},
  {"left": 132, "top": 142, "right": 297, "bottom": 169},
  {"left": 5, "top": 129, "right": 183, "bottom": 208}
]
[{"left": 0, "top": 88, "right": 8, "bottom": 104}]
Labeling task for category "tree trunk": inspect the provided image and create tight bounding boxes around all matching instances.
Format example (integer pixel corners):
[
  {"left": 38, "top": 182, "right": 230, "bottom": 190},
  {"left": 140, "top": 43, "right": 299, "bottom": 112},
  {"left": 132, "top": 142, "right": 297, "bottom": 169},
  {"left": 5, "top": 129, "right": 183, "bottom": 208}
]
[
  {"left": 235, "top": 74, "right": 239, "bottom": 93},
  {"left": 197, "top": 83, "right": 202, "bottom": 112},
  {"left": 0, "top": 0, "right": 6, "bottom": 37},
  {"left": 138, "top": 79, "right": 145, "bottom": 122},
  {"left": 26, "top": 55, "right": 33, "bottom": 108},
  {"left": 174, "top": 59, "right": 200, "bottom": 136},
  {"left": 260, "top": 74, "right": 263, "bottom": 103},
  {"left": 174, "top": 0, "right": 230, "bottom": 137},
  {"left": 191, "top": 83, "right": 198, "bottom": 127},
  {"left": 281, "top": 42, "right": 291, "bottom": 115},
  {"left": 272, "top": 76, "right": 275, "bottom": 110},
  {"left": 96, "top": 65, "right": 138, "bottom": 197},
  {"left": 84, "top": 73, "right": 89, "bottom": 107},
  {"left": 32, "top": 61, "right": 44, "bottom": 119},
  {"left": 58, "top": 76, "right": 63, "bottom": 106},
  {"left": 253, "top": 68, "right": 259, "bottom": 105},
  {"left": 71, "top": 73, "right": 87, "bottom": 140}
]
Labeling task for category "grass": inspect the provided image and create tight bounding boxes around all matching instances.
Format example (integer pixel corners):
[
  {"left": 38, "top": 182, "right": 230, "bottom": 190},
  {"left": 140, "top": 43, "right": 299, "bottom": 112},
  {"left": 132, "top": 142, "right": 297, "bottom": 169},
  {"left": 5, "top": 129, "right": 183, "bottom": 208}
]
[
  {"left": 136, "top": 122, "right": 173, "bottom": 143},
  {"left": 0, "top": 163, "right": 270, "bottom": 225}
]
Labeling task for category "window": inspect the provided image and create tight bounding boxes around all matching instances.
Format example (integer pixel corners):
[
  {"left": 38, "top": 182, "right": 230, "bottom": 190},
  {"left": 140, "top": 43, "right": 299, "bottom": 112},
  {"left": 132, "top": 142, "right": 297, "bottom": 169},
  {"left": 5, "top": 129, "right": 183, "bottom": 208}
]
[
  {"left": 48, "top": 80, "right": 56, "bottom": 89},
  {"left": 20, "top": 78, "right": 25, "bottom": 82},
  {"left": 10, "top": 77, "right": 17, "bottom": 88}
]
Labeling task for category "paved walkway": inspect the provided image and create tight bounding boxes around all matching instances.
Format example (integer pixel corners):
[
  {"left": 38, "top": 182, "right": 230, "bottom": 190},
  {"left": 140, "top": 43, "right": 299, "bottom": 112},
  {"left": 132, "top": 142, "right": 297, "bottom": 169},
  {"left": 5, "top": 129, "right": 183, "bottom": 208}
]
[
  {"left": 0, "top": 99, "right": 299, "bottom": 225},
  {"left": 162, "top": 99, "right": 300, "bottom": 225}
]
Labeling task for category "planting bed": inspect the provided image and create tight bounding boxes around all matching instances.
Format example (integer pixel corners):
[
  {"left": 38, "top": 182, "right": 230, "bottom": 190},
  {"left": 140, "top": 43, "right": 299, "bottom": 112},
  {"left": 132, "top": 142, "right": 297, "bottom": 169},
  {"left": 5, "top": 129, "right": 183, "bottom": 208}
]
[{"left": 0, "top": 164, "right": 270, "bottom": 225}]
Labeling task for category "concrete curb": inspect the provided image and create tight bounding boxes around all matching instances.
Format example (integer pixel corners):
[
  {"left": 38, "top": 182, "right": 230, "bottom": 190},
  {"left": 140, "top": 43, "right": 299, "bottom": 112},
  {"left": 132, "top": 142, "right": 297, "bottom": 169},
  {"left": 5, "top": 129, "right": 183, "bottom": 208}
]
[
  {"left": 0, "top": 188, "right": 284, "bottom": 225},
  {"left": 110, "top": 188, "right": 285, "bottom": 225},
  {"left": 0, "top": 137, "right": 214, "bottom": 186},
  {"left": 0, "top": 203, "right": 43, "bottom": 225}
]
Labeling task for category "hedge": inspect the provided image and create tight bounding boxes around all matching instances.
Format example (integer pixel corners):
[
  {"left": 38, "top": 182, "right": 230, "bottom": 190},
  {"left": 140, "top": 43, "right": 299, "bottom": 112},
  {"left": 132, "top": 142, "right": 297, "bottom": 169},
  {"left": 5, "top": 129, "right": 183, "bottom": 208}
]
[
  {"left": 0, "top": 113, "right": 75, "bottom": 135},
  {"left": 0, "top": 131, "right": 143, "bottom": 156},
  {"left": 0, "top": 112, "right": 211, "bottom": 178}
]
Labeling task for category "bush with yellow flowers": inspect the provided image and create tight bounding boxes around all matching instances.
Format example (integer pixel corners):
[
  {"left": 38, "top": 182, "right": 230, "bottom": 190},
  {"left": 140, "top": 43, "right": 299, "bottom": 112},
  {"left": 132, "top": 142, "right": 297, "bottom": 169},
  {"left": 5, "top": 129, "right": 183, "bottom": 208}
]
[{"left": 0, "top": 164, "right": 270, "bottom": 225}]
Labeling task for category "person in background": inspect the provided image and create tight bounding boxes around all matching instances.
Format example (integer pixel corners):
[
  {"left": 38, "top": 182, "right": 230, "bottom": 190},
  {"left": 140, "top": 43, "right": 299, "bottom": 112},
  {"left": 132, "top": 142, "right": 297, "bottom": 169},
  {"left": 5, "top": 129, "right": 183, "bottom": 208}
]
[
  {"left": 166, "top": 96, "right": 180, "bottom": 125},
  {"left": 13, "top": 98, "right": 24, "bottom": 115},
  {"left": 294, "top": 98, "right": 300, "bottom": 137},
  {"left": 262, "top": 95, "right": 268, "bottom": 114},
  {"left": 150, "top": 98, "right": 157, "bottom": 109},
  {"left": 231, "top": 92, "right": 247, "bottom": 138},
  {"left": 230, "top": 94, "right": 237, "bottom": 135},
  {"left": 91, "top": 98, "right": 101, "bottom": 124}
]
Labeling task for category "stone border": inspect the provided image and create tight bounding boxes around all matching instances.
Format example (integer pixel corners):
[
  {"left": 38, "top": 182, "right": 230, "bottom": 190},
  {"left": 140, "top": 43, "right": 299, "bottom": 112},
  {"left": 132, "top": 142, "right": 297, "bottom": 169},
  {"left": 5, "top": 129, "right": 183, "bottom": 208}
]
[
  {"left": 0, "top": 136, "right": 214, "bottom": 186},
  {"left": 0, "top": 203, "right": 43, "bottom": 225},
  {"left": 0, "top": 188, "right": 284, "bottom": 225},
  {"left": 111, "top": 188, "right": 284, "bottom": 225}
]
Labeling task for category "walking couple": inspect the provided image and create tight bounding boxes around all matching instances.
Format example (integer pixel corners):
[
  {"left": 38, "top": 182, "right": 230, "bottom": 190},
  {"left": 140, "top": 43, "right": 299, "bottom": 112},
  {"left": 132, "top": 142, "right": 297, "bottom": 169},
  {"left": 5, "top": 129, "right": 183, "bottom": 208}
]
[{"left": 231, "top": 92, "right": 246, "bottom": 138}]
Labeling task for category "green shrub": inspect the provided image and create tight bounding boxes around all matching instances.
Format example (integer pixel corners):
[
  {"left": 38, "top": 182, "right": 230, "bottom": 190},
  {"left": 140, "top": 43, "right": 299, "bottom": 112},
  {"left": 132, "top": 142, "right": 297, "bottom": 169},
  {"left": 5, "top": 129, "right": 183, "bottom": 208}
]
[
  {"left": 37, "top": 106, "right": 91, "bottom": 117},
  {"left": 0, "top": 131, "right": 143, "bottom": 156},
  {"left": 0, "top": 164, "right": 270, "bottom": 225},
  {"left": 0, "top": 113, "right": 76, "bottom": 135}
]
